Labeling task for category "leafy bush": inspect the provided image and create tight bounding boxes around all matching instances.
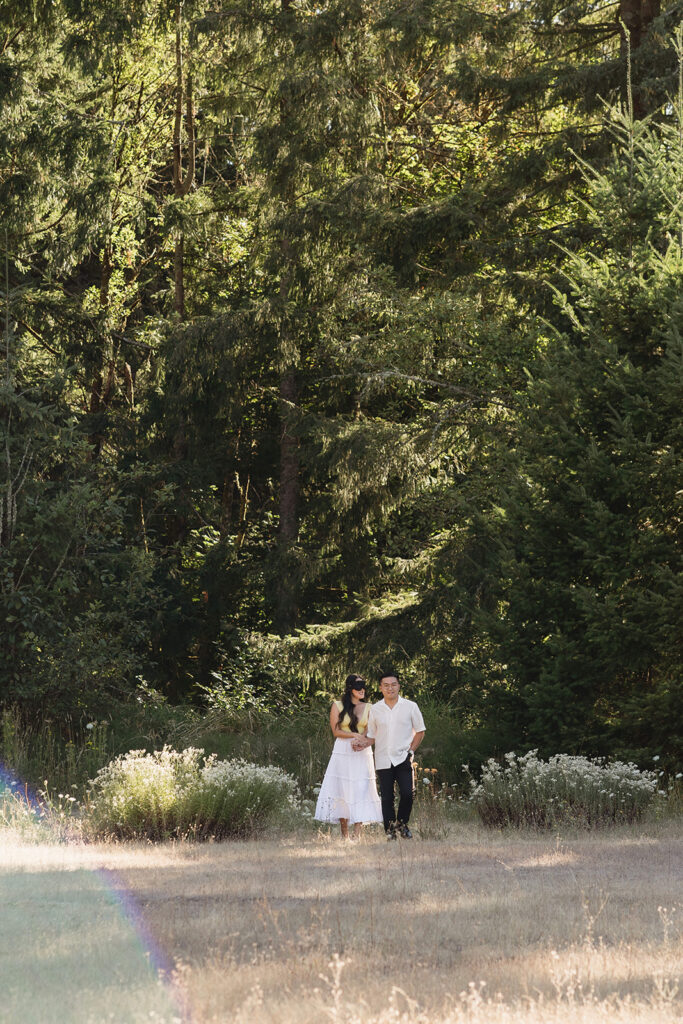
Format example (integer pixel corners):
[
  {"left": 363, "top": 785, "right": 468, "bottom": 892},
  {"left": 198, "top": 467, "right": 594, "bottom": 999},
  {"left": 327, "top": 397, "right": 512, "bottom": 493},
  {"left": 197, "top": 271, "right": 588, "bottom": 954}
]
[
  {"left": 469, "top": 750, "right": 657, "bottom": 828},
  {"left": 86, "top": 747, "right": 301, "bottom": 840}
]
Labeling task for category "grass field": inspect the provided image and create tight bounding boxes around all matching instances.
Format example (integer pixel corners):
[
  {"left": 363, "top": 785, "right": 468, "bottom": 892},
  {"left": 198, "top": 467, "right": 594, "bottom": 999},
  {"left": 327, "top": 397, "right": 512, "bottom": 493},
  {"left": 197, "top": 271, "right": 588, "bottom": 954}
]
[{"left": 1, "top": 817, "right": 681, "bottom": 1024}]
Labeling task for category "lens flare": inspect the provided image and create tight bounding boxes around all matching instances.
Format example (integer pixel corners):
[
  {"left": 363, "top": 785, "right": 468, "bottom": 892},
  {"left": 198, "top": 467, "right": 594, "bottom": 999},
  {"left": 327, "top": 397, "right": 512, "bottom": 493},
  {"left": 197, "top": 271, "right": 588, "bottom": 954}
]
[{"left": 0, "top": 760, "right": 191, "bottom": 1023}]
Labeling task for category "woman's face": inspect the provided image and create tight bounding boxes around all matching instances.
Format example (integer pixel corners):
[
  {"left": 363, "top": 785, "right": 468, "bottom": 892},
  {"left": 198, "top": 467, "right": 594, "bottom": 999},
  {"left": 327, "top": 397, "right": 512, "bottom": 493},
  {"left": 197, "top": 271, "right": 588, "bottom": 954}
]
[{"left": 350, "top": 684, "right": 365, "bottom": 701}]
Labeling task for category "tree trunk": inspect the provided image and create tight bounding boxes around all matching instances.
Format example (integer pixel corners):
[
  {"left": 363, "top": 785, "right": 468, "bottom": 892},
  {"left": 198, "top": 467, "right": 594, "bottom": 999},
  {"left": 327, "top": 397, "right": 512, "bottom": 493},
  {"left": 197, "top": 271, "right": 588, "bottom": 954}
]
[
  {"left": 172, "top": 1, "right": 195, "bottom": 321},
  {"left": 274, "top": 0, "right": 299, "bottom": 633},
  {"left": 620, "top": 0, "right": 660, "bottom": 51},
  {"left": 619, "top": 0, "right": 661, "bottom": 116},
  {"left": 235, "top": 471, "right": 250, "bottom": 551},
  {"left": 276, "top": 365, "right": 299, "bottom": 630},
  {"left": 168, "top": 2, "right": 196, "bottom": 543},
  {"left": 279, "top": 368, "right": 299, "bottom": 547},
  {"left": 88, "top": 244, "right": 113, "bottom": 456},
  {"left": 174, "top": 233, "right": 185, "bottom": 319}
]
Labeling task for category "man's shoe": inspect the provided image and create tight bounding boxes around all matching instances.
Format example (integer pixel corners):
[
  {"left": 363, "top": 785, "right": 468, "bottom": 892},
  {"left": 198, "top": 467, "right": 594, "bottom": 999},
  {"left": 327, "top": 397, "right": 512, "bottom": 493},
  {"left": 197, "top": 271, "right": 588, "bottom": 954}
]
[
  {"left": 386, "top": 827, "right": 397, "bottom": 841},
  {"left": 399, "top": 824, "right": 413, "bottom": 839}
]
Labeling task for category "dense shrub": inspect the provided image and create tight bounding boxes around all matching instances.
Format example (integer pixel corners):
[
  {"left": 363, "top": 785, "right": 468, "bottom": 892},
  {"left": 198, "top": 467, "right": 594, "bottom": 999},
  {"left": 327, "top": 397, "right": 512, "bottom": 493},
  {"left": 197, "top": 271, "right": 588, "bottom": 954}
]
[
  {"left": 469, "top": 750, "right": 657, "bottom": 828},
  {"left": 86, "top": 747, "right": 301, "bottom": 839}
]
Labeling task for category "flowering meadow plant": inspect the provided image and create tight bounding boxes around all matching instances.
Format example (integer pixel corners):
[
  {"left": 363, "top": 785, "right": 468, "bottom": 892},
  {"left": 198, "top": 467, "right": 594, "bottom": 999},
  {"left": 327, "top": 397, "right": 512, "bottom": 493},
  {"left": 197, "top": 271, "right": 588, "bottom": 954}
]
[
  {"left": 469, "top": 750, "right": 657, "bottom": 828},
  {"left": 86, "top": 747, "right": 301, "bottom": 840},
  {"left": 0, "top": 788, "right": 45, "bottom": 841}
]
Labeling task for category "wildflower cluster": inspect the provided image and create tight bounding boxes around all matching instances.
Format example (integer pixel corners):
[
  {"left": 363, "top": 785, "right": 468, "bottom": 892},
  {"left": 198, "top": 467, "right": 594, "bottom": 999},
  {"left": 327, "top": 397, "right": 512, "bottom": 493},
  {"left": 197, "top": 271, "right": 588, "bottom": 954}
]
[
  {"left": 414, "top": 765, "right": 452, "bottom": 803},
  {"left": 0, "top": 785, "right": 44, "bottom": 840},
  {"left": 469, "top": 750, "right": 657, "bottom": 828},
  {"left": 86, "top": 747, "right": 301, "bottom": 840},
  {"left": 412, "top": 764, "right": 462, "bottom": 840},
  {"left": 0, "top": 772, "right": 82, "bottom": 842}
]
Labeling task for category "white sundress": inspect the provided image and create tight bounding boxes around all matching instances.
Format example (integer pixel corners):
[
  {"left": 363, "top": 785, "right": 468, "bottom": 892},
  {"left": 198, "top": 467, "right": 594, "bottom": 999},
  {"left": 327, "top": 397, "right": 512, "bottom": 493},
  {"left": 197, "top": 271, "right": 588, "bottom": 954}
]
[{"left": 314, "top": 702, "right": 383, "bottom": 825}]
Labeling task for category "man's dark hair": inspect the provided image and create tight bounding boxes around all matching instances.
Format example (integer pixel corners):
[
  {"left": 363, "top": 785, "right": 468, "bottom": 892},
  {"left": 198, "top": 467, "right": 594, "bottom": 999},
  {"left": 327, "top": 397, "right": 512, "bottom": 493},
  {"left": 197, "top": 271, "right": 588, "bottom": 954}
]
[{"left": 378, "top": 668, "right": 400, "bottom": 684}]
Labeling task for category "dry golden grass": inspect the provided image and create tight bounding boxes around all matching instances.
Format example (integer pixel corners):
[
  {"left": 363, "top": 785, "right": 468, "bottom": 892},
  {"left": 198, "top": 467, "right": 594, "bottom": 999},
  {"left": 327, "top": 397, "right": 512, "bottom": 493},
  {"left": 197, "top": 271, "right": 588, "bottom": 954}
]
[{"left": 1, "top": 820, "right": 681, "bottom": 1023}]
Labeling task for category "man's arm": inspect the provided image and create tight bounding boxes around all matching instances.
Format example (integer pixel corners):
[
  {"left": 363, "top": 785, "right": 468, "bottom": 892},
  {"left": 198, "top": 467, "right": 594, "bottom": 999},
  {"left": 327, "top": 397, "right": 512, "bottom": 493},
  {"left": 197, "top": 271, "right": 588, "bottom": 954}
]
[
  {"left": 409, "top": 730, "right": 425, "bottom": 755},
  {"left": 409, "top": 701, "right": 426, "bottom": 756}
]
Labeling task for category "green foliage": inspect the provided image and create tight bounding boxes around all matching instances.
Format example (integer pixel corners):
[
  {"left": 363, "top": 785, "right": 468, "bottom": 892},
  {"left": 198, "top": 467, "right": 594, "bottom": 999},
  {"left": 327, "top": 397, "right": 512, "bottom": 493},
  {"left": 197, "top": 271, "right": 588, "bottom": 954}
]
[
  {"left": 470, "top": 101, "right": 683, "bottom": 760},
  {"left": 469, "top": 750, "right": 658, "bottom": 828},
  {"left": 0, "top": 1, "right": 680, "bottom": 775},
  {"left": 178, "top": 702, "right": 334, "bottom": 800},
  {"left": 0, "top": 685, "right": 203, "bottom": 798},
  {"left": 86, "top": 747, "right": 302, "bottom": 839},
  {"left": 0, "top": 365, "right": 162, "bottom": 711}
]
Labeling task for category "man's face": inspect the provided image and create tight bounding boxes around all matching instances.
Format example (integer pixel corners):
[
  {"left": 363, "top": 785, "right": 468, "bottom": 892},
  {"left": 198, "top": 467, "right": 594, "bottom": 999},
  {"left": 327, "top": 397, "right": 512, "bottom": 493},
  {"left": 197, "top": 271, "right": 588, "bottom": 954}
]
[{"left": 379, "top": 676, "right": 400, "bottom": 700}]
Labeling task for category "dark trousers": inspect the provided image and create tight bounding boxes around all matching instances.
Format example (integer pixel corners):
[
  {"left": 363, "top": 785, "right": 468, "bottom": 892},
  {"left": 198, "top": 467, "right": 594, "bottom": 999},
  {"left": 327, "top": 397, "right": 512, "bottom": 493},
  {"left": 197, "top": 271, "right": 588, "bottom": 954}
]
[{"left": 377, "top": 755, "right": 414, "bottom": 832}]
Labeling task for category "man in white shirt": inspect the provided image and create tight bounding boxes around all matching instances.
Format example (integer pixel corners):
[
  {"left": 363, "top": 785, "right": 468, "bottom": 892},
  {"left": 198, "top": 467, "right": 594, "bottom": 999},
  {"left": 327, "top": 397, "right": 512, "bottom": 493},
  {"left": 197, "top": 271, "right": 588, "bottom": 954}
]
[{"left": 354, "top": 670, "right": 426, "bottom": 840}]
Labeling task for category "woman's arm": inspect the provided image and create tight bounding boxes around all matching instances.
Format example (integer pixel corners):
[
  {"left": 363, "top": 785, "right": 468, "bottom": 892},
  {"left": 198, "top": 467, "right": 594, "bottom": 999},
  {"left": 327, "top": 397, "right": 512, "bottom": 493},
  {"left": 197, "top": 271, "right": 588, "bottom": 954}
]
[
  {"left": 351, "top": 705, "right": 374, "bottom": 749},
  {"left": 329, "top": 702, "right": 355, "bottom": 739}
]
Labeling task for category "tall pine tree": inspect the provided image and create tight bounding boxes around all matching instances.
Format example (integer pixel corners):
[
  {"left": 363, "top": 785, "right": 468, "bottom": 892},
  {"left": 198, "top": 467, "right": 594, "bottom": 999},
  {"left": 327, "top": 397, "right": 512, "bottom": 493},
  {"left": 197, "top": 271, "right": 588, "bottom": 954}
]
[{"left": 458, "top": 59, "right": 683, "bottom": 765}]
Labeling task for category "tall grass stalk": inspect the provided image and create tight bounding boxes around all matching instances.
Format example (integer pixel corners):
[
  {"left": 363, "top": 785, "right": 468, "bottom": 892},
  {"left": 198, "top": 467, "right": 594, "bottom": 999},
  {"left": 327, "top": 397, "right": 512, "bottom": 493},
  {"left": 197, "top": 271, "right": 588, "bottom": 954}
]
[{"left": 1, "top": 707, "right": 112, "bottom": 795}]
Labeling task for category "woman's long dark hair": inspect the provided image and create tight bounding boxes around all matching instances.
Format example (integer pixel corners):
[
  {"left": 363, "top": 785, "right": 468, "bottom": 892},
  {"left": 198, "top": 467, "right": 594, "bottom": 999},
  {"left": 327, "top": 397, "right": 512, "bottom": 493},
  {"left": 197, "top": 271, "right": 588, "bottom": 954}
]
[{"left": 337, "top": 674, "right": 366, "bottom": 733}]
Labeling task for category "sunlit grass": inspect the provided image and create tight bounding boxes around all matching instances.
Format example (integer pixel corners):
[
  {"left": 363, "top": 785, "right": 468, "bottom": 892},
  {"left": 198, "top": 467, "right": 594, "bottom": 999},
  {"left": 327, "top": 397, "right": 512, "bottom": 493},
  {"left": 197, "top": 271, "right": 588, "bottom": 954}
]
[
  {"left": 107, "top": 820, "right": 681, "bottom": 1023},
  {"left": 1, "top": 801, "right": 680, "bottom": 1024},
  {"left": 0, "top": 822, "right": 184, "bottom": 1023}
]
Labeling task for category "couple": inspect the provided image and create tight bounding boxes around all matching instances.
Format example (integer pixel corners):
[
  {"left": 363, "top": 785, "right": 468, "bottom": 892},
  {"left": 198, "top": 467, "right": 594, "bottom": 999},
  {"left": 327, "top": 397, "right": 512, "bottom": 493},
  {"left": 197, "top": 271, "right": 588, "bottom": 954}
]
[{"left": 314, "top": 671, "right": 426, "bottom": 841}]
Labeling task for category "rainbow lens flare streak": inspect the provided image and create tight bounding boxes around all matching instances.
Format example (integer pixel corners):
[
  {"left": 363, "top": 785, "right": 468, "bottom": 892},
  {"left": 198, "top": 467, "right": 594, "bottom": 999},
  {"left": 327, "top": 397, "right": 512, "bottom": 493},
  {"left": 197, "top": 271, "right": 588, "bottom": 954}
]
[{"left": 0, "top": 760, "right": 191, "bottom": 1024}]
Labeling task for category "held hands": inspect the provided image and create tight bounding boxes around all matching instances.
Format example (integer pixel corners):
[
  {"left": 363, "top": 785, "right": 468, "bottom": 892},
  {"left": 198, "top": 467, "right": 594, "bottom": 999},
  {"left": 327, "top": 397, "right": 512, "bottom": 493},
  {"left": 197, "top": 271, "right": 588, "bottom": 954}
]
[{"left": 351, "top": 736, "right": 371, "bottom": 751}]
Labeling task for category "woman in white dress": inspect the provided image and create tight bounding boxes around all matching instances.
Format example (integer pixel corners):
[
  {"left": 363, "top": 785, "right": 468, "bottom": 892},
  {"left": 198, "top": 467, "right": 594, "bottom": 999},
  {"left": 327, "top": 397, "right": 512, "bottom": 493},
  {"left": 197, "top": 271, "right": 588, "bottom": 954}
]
[{"left": 314, "top": 674, "right": 383, "bottom": 838}]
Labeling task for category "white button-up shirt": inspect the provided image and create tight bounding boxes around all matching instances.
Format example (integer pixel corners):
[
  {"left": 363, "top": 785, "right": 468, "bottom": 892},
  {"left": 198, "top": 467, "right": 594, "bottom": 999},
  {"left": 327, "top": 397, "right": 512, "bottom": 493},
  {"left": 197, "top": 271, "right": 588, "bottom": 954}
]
[{"left": 367, "top": 697, "right": 426, "bottom": 769}]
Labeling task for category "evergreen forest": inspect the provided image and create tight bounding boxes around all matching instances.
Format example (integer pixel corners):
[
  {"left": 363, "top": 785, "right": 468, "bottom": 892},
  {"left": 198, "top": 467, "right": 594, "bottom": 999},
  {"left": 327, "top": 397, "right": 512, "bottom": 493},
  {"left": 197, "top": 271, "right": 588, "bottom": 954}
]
[{"left": 1, "top": 0, "right": 682, "bottom": 775}]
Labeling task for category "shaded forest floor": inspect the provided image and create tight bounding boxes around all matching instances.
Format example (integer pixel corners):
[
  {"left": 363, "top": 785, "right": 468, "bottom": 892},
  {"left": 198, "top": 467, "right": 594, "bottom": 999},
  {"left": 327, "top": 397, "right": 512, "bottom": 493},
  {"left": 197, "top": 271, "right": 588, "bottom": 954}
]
[{"left": 1, "top": 820, "right": 681, "bottom": 1023}]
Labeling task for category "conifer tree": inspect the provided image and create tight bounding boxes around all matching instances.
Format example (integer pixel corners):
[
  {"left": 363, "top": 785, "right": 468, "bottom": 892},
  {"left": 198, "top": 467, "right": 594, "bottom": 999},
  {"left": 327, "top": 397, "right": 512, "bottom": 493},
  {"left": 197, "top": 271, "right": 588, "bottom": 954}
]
[
  {"left": 0, "top": 1, "right": 177, "bottom": 709},
  {"left": 376, "top": 0, "right": 682, "bottom": 299},
  {"left": 3, "top": 0, "right": 680, "bottom": 737},
  {"left": 459, "top": 58, "right": 683, "bottom": 762}
]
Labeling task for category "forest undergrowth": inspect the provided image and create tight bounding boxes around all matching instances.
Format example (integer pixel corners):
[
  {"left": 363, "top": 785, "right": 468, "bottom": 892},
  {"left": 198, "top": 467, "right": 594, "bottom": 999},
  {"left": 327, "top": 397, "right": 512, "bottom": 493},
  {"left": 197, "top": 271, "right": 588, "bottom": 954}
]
[{"left": 0, "top": 696, "right": 488, "bottom": 802}]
